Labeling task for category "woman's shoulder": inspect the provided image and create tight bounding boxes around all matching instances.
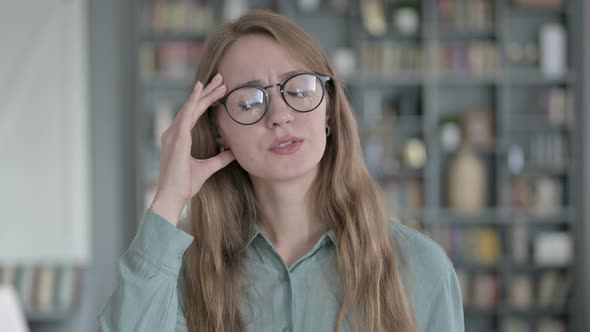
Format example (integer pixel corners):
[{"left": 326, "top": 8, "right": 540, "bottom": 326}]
[
  {"left": 387, "top": 220, "right": 465, "bottom": 330},
  {"left": 387, "top": 219, "right": 454, "bottom": 286}
]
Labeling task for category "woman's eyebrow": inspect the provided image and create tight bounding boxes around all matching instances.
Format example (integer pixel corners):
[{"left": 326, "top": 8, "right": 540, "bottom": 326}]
[{"left": 231, "top": 70, "right": 306, "bottom": 89}]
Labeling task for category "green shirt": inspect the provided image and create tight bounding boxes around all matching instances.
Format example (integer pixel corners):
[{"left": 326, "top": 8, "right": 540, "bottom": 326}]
[{"left": 97, "top": 209, "right": 464, "bottom": 331}]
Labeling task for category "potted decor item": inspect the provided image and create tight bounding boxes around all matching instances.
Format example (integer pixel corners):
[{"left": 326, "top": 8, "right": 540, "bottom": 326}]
[
  {"left": 448, "top": 146, "right": 487, "bottom": 214},
  {"left": 392, "top": 1, "right": 420, "bottom": 36},
  {"left": 360, "top": 0, "right": 387, "bottom": 36}
]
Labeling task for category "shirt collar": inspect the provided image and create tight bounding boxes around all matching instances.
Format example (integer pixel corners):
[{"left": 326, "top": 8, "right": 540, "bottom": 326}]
[{"left": 246, "top": 223, "right": 337, "bottom": 248}]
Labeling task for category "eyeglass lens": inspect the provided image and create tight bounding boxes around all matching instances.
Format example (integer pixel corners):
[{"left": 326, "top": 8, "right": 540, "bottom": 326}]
[{"left": 224, "top": 74, "right": 325, "bottom": 125}]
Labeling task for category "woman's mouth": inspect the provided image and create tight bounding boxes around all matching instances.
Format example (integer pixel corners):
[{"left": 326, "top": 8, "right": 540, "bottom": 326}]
[{"left": 269, "top": 136, "right": 304, "bottom": 155}]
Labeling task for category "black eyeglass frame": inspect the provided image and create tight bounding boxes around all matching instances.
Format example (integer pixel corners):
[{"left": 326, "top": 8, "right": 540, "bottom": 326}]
[{"left": 212, "top": 72, "right": 332, "bottom": 126}]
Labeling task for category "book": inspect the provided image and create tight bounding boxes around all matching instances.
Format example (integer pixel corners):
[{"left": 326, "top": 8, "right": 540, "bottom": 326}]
[
  {"left": 538, "top": 271, "right": 571, "bottom": 308},
  {"left": 36, "top": 266, "right": 55, "bottom": 312},
  {"left": 55, "top": 266, "right": 74, "bottom": 311},
  {"left": 437, "top": 42, "right": 499, "bottom": 75},
  {"left": 0, "top": 265, "right": 17, "bottom": 286},
  {"left": 537, "top": 318, "right": 565, "bottom": 332},
  {"left": 510, "top": 275, "right": 533, "bottom": 309},
  {"left": 472, "top": 273, "right": 499, "bottom": 309},
  {"left": 511, "top": 222, "right": 529, "bottom": 263},
  {"left": 15, "top": 266, "right": 33, "bottom": 310},
  {"left": 503, "top": 318, "right": 532, "bottom": 332}
]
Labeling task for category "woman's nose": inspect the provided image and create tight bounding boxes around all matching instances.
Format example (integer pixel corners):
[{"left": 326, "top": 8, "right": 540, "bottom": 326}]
[{"left": 265, "top": 87, "right": 294, "bottom": 128}]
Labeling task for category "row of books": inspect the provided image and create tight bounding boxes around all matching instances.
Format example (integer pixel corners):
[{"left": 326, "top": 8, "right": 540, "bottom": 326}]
[
  {"left": 142, "top": 0, "right": 215, "bottom": 35},
  {"left": 456, "top": 270, "right": 570, "bottom": 310},
  {"left": 541, "top": 88, "right": 574, "bottom": 128},
  {"left": 139, "top": 41, "right": 204, "bottom": 81},
  {"left": 513, "top": 0, "right": 565, "bottom": 9},
  {"left": 430, "top": 223, "right": 572, "bottom": 266},
  {"left": 509, "top": 271, "right": 570, "bottom": 309},
  {"left": 504, "top": 317, "right": 566, "bottom": 332},
  {"left": 437, "top": 0, "right": 494, "bottom": 33},
  {"left": 430, "top": 226, "right": 500, "bottom": 265},
  {"left": 0, "top": 265, "right": 84, "bottom": 314},
  {"left": 511, "top": 176, "right": 564, "bottom": 216},
  {"left": 510, "top": 88, "right": 574, "bottom": 129},
  {"left": 383, "top": 178, "right": 424, "bottom": 219},
  {"left": 358, "top": 42, "right": 553, "bottom": 76},
  {"left": 524, "top": 133, "right": 568, "bottom": 172},
  {"left": 511, "top": 223, "right": 574, "bottom": 268},
  {"left": 436, "top": 42, "right": 500, "bottom": 75},
  {"left": 359, "top": 42, "right": 424, "bottom": 75},
  {"left": 457, "top": 271, "right": 500, "bottom": 308}
]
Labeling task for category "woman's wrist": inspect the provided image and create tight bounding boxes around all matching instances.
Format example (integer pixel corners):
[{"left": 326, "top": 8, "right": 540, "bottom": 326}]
[{"left": 149, "top": 195, "right": 185, "bottom": 226}]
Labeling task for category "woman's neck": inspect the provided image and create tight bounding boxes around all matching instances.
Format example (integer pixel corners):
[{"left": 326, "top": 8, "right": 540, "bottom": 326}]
[{"left": 251, "top": 170, "right": 329, "bottom": 265}]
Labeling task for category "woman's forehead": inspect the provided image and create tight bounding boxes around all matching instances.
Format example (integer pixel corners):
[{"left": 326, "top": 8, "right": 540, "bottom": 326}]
[{"left": 218, "top": 34, "right": 309, "bottom": 88}]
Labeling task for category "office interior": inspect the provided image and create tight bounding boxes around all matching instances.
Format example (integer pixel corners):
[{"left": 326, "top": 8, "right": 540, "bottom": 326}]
[{"left": 0, "top": 0, "right": 589, "bottom": 331}]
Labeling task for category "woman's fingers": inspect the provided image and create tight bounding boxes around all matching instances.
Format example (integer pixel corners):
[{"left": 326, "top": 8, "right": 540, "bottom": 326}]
[
  {"left": 177, "top": 75, "right": 227, "bottom": 131},
  {"left": 194, "top": 149, "right": 236, "bottom": 176},
  {"left": 189, "top": 84, "right": 226, "bottom": 128},
  {"left": 175, "top": 81, "right": 204, "bottom": 127},
  {"left": 202, "top": 73, "right": 223, "bottom": 95}
]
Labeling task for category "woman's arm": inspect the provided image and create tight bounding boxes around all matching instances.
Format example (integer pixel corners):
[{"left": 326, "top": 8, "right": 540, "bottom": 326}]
[{"left": 97, "top": 209, "right": 194, "bottom": 332}]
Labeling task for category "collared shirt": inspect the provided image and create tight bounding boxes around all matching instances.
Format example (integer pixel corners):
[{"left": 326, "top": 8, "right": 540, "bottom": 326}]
[{"left": 97, "top": 209, "right": 464, "bottom": 332}]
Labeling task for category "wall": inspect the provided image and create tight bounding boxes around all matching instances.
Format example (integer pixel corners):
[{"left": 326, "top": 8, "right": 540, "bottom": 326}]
[{"left": 29, "top": 0, "right": 137, "bottom": 330}]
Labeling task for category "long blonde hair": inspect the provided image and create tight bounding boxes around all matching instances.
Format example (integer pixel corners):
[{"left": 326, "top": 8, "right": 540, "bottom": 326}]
[{"left": 184, "top": 9, "right": 417, "bottom": 332}]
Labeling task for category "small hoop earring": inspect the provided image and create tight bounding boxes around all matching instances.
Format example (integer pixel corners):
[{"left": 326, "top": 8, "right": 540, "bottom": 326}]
[
  {"left": 219, "top": 146, "right": 225, "bottom": 153},
  {"left": 325, "top": 125, "right": 331, "bottom": 137}
]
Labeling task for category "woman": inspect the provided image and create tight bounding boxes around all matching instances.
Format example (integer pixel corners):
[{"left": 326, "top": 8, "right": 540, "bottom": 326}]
[{"left": 98, "top": 10, "right": 463, "bottom": 332}]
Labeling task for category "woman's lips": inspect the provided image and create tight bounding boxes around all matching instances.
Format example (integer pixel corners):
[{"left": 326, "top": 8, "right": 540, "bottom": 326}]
[
  {"left": 268, "top": 136, "right": 303, "bottom": 149},
  {"left": 269, "top": 140, "right": 303, "bottom": 155}
]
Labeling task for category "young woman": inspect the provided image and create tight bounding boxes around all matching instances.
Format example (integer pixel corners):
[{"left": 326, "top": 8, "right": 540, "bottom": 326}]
[{"left": 98, "top": 10, "right": 463, "bottom": 332}]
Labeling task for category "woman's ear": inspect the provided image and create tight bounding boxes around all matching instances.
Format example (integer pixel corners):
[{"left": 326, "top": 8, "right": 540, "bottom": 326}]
[
  {"left": 211, "top": 115, "right": 225, "bottom": 146},
  {"left": 216, "top": 136, "right": 226, "bottom": 147}
]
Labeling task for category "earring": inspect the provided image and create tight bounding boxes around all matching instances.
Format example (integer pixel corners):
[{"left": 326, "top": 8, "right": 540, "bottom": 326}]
[
  {"left": 219, "top": 146, "right": 225, "bottom": 153},
  {"left": 325, "top": 125, "right": 331, "bottom": 137}
]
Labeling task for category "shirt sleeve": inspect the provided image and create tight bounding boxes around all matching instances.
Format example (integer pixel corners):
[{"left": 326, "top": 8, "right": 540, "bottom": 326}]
[
  {"left": 423, "top": 265, "right": 465, "bottom": 332},
  {"left": 97, "top": 209, "right": 194, "bottom": 332}
]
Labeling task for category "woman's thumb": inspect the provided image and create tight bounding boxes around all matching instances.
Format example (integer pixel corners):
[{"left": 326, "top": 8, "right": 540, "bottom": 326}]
[{"left": 194, "top": 150, "right": 236, "bottom": 177}]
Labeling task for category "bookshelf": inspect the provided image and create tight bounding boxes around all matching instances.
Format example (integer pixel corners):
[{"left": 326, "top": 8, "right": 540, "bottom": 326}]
[
  {"left": 0, "top": 265, "right": 85, "bottom": 322},
  {"left": 135, "top": 0, "right": 583, "bottom": 331}
]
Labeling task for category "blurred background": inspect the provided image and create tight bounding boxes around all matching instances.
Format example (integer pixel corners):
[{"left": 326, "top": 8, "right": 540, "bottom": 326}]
[{"left": 0, "top": 0, "right": 589, "bottom": 331}]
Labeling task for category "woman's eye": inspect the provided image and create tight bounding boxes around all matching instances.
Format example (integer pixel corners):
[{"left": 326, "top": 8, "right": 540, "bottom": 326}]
[
  {"left": 287, "top": 90, "right": 311, "bottom": 98},
  {"left": 239, "top": 101, "right": 262, "bottom": 111}
]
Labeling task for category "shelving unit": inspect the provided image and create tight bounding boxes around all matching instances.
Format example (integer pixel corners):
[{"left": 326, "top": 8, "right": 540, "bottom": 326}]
[{"left": 135, "top": 1, "right": 583, "bottom": 331}]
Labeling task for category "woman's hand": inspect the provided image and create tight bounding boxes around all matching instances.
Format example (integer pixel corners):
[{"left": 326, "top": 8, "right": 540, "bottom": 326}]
[{"left": 149, "top": 73, "right": 234, "bottom": 226}]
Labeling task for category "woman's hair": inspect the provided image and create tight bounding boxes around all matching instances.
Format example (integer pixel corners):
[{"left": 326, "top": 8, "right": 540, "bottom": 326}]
[{"left": 184, "top": 9, "right": 417, "bottom": 332}]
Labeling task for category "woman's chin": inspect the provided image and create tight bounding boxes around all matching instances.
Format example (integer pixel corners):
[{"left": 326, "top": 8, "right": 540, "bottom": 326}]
[{"left": 248, "top": 164, "right": 320, "bottom": 183}]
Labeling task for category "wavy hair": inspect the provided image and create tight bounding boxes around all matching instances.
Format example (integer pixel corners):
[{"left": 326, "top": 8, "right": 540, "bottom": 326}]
[{"left": 184, "top": 9, "right": 417, "bottom": 332}]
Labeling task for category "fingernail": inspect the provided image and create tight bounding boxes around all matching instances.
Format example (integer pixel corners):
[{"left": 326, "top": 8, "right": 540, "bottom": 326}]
[{"left": 214, "top": 73, "right": 222, "bottom": 81}]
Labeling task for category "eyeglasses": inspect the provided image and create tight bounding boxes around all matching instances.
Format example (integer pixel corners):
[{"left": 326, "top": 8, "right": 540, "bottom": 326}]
[{"left": 213, "top": 72, "right": 331, "bottom": 125}]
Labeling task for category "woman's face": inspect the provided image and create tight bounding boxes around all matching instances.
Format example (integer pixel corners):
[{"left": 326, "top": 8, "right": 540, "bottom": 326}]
[{"left": 216, "top": 34, "right": 328, "bottom": 182}]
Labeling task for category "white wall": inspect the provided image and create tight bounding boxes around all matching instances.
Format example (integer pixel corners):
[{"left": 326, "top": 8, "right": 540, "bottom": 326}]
[
  {"left": 0, "top": 0, "right": 90, "bottom": 264},
  {"left": 29, "top": 0, "right": 138, "bottom": 330}
]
